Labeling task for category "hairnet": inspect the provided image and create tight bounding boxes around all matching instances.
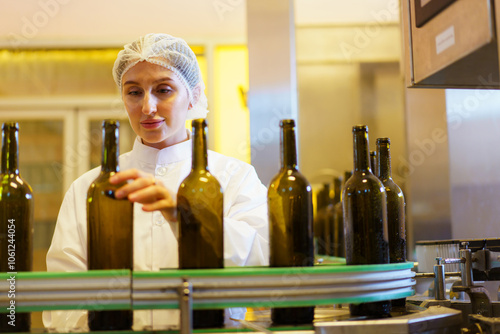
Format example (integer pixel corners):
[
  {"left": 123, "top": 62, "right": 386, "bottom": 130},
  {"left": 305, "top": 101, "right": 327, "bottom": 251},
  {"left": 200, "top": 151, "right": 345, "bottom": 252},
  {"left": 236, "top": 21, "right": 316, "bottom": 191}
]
[{"left": 113, "top": 33, "right": 208, "bottom": 119}]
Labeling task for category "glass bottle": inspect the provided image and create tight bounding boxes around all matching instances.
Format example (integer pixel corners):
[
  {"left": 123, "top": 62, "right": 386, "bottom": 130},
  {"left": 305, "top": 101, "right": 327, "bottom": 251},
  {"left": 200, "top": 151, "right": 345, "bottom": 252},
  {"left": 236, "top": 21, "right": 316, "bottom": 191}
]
[
  {"left": 377, "top": 137, "right": 406, "bottom": 309},
  {"left": 370, "top": 151, "right": 378, "bottom": 178},
  {"left": 322, "top": 183, "right": 334, "bottom": 256},
  {"left": 0, "top": 123, "right": 33, "bottom": 332},
  {"left": 87, "top": 120, "right": 133, "bottom": 330},
  {"left": 314, "top": 183, "right": 330, "bottom": 256},
  {"left": 268, "top": 119, "right": 314, "bottom": 325},
  {"left": 178, "top": 119, "right": 224, "bottom": 329},
  {"left": 334, "top": 171, "right": 352, "bottom": 258},
  {"left": 332, "top": 172, "right": 352, "bottom": 258},
  {"left": 328, "top": 176, "right": 342, "bottom": 257},
  {"left": 343, "top": 125, "right": 390, "bottom": 317}
]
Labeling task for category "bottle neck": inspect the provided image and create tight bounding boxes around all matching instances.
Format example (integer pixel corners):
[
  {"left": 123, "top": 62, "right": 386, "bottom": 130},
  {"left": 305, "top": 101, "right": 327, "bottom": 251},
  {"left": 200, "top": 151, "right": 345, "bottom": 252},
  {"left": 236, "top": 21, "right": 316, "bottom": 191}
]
[
  {"left": 281, "top": 123, "right": 298, "bottom": 170},
  {"left": 1, "top": 123, "right": 19, "bottom": 174},
  {"left": 317, "top": 184, "right": 330, "bottom": 209},
  {"left": 192, "top": 119, "right": 208, "bottom": 171},
  {"left": 101, "top": 121, "right": 120, "bottom": 173},
  {"left": 370, "top": 151, "right": 378, "bottom": 177},
  {"left": 353, "top": 127, "right": 370, "bottom": 172},
  {"left": 333, "top": 177, "right": 342, "bottom": 202},
  {"left": 377, "top": 141, "right": 392, "bottom": 180}
]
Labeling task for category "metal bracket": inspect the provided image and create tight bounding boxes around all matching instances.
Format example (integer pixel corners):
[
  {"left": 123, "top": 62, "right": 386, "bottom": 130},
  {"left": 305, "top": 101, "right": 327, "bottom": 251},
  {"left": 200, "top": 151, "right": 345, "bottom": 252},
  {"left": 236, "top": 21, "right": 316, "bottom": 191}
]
[
  {"left": 179, "top": 278, "right": 193, "bottom": 334},
  {"left": 451, "top": 242, "right": 493, "bottom": 317}
]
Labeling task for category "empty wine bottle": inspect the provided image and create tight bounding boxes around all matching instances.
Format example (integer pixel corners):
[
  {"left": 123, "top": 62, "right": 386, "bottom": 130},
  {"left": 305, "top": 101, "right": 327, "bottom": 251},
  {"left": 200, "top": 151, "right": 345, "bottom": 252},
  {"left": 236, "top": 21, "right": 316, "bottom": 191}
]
[
  {"left": 343, "top": 125, "right": 389, "bottom": 318},
  {"left": 334, "top": 171, "right": 352, "bottom": 258},
  {"left": 370, "top": 151, "right": 378, "bottom": 178},
  {"left": 87, "top": 120, "right": 133, "bottom": 330},
  {"left": 377, "top": 137, "right": 406, "bottom": 309},
  {"left": 327, "top": 176, "right": 342, "bottom": 257},
  {"left": 314, "top": 183, "right": 330, "bottom": 256},
  {"left": 178, "top": 119, "right": 224, "bottom": 329},
  {"left": 332, "top": 177, "right": 342, "bottom": 207},
  {"left": 268, "top": 119, "right": 314, "bottom": 325},
  {"left": 0, "top": 123, "right": 33, "bottom": 332}
]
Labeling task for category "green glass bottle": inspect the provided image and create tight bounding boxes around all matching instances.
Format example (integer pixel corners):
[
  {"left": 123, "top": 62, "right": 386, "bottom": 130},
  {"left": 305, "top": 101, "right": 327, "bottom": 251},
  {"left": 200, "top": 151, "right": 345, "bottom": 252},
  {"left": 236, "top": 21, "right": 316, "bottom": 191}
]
[
  {"left": 268, "top": 119, "right": 314, "bottom": 325},
  {"left": 0, "top": 123, "right": 33, "bottom": 332},
  {"left": 327, "top": 176, "right": 342, "bottom": 257},
  {"left": 333, "top": 171, "right": 352, "bottom": 258},
  {"left": 370, "top": 151, "right": 378, "bottom": 178},
  {"left": 343, "top": 125, "right": 390, "bottom": 318},
  {"left": 178, "top": 119, "right": 224, "bottom": 329},
  {"left": 314, "top": 183, "right": 330, "bottom": 256},
  {"left": 377, "top": 137, "right": 406, "bottom": 309},
  {"left": 87, "top": 120, "right": 133, "bottom": 330}
]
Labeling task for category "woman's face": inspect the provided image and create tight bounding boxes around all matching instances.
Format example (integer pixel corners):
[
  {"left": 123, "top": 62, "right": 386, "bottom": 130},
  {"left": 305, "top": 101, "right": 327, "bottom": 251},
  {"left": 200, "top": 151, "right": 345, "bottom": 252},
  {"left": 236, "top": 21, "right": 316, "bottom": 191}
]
[{"left": 121, "top": 61, "right": 190, "bottom": 149}]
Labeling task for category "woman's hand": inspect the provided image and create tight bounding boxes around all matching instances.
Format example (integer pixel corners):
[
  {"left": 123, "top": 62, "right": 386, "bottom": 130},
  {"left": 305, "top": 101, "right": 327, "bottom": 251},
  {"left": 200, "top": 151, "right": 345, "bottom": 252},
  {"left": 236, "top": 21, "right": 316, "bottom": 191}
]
[{"left": 109, "top": 168, "right": 177, "bottom": 222}]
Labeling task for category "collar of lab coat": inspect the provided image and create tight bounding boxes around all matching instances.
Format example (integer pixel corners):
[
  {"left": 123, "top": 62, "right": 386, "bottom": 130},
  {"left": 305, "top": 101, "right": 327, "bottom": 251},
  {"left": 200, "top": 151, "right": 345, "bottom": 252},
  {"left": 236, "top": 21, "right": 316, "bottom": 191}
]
[{"left": 130, "top": 130, "right": 192, "bottom": 166}]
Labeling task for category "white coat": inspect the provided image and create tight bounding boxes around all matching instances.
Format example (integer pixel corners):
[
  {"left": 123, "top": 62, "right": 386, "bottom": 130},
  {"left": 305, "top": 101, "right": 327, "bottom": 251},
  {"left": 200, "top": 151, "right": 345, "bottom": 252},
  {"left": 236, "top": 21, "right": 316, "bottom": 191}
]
[{"left": 43, "top": 136, "right": 269, "bottom": 331}]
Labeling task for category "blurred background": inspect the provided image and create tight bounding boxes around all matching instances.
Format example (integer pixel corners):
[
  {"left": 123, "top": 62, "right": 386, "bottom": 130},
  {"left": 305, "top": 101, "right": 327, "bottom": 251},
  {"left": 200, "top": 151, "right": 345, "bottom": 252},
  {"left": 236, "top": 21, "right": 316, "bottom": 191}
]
[{"left": 2, "top": 0, "right": 500, "bottom": 326}]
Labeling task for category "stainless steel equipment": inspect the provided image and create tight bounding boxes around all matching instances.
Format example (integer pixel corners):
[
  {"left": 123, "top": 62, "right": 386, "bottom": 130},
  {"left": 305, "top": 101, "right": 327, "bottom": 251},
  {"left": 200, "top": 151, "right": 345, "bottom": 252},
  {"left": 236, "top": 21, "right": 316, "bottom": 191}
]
[
  {"left": 412, "top": 239, "right": 500, "bottom": 333},
  {"left": 402, "top": 0, "right": 500, "bottom": 88}
]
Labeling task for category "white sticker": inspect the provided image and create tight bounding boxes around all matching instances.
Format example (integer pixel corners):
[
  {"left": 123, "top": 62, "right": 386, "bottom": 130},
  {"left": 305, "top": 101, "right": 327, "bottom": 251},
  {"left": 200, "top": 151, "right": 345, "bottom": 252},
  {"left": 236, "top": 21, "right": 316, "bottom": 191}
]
[
  {"left": 421, "top": 0, "right": 431, "bottom": 6},
  {"left": 435, "top": 26, "right": 455, "bottom": 55}
]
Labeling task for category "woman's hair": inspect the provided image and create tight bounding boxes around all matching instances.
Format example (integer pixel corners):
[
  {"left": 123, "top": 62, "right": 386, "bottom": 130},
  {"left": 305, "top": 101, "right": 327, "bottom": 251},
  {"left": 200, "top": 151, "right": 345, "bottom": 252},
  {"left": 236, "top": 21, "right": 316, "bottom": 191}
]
[{"left": 113, "top": 33, "right": 208, "bottom": 119}]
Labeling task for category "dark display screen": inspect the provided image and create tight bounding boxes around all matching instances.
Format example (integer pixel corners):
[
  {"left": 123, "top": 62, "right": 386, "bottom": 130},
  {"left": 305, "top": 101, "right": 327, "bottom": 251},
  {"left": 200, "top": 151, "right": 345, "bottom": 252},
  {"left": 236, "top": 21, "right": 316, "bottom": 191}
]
[{"left": 414, "top": 0, "right": 457, "bottom": 27}]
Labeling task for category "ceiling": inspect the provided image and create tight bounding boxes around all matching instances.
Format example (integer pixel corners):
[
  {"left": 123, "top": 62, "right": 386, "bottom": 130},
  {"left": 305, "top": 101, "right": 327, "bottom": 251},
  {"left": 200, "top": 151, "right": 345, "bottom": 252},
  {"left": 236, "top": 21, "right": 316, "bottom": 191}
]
[{"left": 0, "top": 0, "right": 399, "bottom": 48}]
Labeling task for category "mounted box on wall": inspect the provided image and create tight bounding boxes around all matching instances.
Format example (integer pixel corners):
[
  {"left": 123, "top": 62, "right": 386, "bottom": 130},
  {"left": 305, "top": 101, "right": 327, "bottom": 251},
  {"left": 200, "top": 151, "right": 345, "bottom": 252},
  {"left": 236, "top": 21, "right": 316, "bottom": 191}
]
[{"left": 402, "top": 0, "right": 500, "bottom": 88}]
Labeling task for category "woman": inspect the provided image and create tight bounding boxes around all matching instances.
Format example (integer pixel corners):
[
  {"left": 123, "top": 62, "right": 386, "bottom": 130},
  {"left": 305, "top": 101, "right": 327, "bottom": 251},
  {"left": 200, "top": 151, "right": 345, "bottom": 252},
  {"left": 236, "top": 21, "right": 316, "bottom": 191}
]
[{"left": 43, "top": 33, "right": 269, "bottom": 331}]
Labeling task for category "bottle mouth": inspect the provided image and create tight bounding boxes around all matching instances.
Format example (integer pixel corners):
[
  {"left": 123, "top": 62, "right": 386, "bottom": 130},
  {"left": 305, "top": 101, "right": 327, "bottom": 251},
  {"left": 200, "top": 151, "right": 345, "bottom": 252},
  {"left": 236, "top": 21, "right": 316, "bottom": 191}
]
[
  {"left": 2, "top": 122, "right": 19, "bottom": 131},
  {"left": 377, "top": 137, "right": 390, "bottom": 144},
  {"left": 102, "top": 119, "right": 120, "bottom": 128},
  {"left": 192, "top": 118, "right": 207, "bottom": 127},
  {"left": 280, "top": 119, "right": 295, "bottom": 127},
  {"left": 352, "top": 125, "right": 368, "bottom": 132}
]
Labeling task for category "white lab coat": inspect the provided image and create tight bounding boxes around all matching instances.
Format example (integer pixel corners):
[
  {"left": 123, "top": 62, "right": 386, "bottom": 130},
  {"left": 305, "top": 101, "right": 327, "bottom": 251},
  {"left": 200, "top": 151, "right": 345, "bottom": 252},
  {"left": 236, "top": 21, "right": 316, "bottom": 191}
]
[{"left": 43, "top": 136, "right": 269, "bottom": 331}]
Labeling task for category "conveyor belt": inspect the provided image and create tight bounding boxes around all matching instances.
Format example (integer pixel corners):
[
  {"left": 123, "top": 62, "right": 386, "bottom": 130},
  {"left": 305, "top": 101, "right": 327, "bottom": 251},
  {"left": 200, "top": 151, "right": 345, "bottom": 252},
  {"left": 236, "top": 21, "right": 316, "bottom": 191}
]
[{"left": 0, "top": 262, "right": 415, "bottom": 312}]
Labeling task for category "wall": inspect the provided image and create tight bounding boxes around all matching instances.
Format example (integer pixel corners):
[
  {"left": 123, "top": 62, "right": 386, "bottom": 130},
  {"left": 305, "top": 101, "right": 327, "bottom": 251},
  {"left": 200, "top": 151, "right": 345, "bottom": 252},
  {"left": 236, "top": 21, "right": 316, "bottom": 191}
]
[
  {"left": 295, "top": 22, "right": 405, "bottom": 186},
  {"left": 0, "top": 0, "right": 399, "bottom": 47},
  {"left": 214, "top": 45, "right": 250, "bottom": 163},
  {"left": 404, "top": 88, "right": 451, "bottom": 257},
  {"left": 447, "top": 89, "right": 500, "bottom": 239},
  {"left": 0, "top": 0, "right": 247, "bottom": 47}
]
